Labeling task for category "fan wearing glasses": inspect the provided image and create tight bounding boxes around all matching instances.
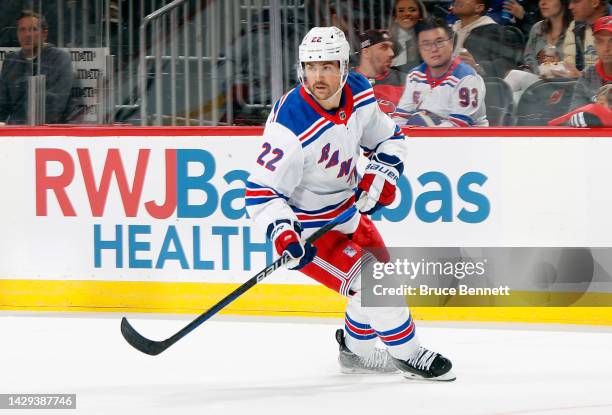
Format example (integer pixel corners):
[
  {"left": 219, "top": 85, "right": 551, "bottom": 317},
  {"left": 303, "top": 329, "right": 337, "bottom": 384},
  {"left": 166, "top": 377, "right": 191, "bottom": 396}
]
[{"left": 393, "top": 17, "right": 489, "bottom": 127}]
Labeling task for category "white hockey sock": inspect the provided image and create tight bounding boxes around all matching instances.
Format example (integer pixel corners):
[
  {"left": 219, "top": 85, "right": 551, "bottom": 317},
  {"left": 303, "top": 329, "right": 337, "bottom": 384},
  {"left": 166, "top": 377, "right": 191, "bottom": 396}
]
[
  {"left": 345, "top": 279, "right": 420, "bottom": 359},
  {"left": 368, "top": 308, "right": 421, "bottom": 361}
]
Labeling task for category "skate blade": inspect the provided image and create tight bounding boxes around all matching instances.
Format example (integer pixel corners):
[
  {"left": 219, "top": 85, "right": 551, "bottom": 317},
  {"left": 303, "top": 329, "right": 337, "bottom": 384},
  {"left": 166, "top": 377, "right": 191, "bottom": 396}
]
[
  {"left": 340, "top": 367, "right": 400, "bottom": 375},
  {"left": 401, "top": 370, "right": 456, "bottom": 382}
]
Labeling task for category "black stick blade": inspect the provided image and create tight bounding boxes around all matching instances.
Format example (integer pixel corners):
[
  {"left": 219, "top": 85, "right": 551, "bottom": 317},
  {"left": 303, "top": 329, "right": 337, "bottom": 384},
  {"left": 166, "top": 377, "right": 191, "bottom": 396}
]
[{"left": 120, "top": 317, "right": 171, "bottom": 356}]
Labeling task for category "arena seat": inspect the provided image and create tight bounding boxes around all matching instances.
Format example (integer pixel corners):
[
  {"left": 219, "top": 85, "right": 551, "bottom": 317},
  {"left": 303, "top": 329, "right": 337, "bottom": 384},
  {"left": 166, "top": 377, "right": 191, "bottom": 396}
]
[
  {"left": 483, "top": 77, "right": 514, "bottom": 126},
  {"left": 514, "top": 79, "right": 577, "bottom": 126}
]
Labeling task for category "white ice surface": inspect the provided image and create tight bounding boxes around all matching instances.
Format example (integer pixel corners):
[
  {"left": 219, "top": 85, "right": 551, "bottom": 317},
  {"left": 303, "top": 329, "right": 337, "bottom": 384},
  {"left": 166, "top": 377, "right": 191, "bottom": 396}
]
[{"left": 1, "top": 314, "right": 612, "bottom": 415}]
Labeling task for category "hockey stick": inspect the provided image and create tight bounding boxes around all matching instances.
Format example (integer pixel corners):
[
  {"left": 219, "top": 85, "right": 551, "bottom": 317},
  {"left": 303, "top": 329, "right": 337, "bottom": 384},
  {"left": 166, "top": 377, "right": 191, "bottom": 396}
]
[{"left": 121, "top": 205, "right": 357, "bottom": 356}]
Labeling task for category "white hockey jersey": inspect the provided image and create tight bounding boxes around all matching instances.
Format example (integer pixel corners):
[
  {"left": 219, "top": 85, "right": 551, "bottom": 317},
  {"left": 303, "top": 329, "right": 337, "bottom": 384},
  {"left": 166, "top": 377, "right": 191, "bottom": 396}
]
[
  {"left": 395, "top": 58, "right": 489, "bottom": 127},
  {"left": 246, "top": 72, "right": 406, "bottom": 237}
]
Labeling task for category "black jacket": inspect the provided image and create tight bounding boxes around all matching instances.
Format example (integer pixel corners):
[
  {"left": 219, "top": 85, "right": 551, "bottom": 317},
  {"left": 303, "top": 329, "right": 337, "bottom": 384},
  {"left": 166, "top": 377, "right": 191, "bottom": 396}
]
[
  {"left": 0, "top": 44, "right": 75, "bottom": 124},
  {"left": 509, "top": 1, "right": 541, "bottom": 37},
  {"left": 463, "top": 23, "right": 524, "bottom": 79}
]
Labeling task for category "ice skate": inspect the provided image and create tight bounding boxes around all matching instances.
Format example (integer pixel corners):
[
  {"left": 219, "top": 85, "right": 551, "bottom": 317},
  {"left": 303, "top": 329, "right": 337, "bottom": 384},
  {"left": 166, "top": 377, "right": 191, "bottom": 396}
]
[
  {"left": 392, "top": 346, "right": 456, "bottom": 381},
  {"left": 336, "top": 329, "right": 399, "bottom": 374}
]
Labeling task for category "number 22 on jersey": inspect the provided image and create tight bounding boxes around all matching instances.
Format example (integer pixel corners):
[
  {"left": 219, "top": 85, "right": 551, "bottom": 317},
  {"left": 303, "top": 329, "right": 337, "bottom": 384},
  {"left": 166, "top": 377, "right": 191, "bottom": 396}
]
[{"left": 256, "top": 142, "right": 284, "bottom": 172}]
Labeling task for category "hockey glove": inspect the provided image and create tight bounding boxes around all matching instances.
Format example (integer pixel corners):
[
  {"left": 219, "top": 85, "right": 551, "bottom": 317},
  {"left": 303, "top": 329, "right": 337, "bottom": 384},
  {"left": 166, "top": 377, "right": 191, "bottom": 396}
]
[
  {"left": 268, "top": 220, "right": 317, "bottom": 270},
  {"left": 356, "top": 153, "right": 403, "bottom": 215}
]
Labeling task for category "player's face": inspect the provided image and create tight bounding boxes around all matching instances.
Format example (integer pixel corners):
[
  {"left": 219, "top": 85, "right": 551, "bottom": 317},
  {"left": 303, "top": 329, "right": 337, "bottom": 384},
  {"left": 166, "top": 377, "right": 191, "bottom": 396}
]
[
  {"left": 366, "top": 41, "right": 395, "bottom": 75},
  {"left": 594, "top": 32, "right": 612, "bottom": 65},
  {"left": 394, "top": 0, "right": 421, "bottom": 30},
  {"left": 17, "top": 16, "right": 47, "bottom": 54},
  {"left": 568, "top": 0, "right": 598, "bottom": 22},
  {"left": 418, "top": 28, "right": 453, "bottom": 70},
  {"left": 304, "top": 61, "right": 342, "bottom": 102},
  {"left": 539, "top": 0, "right": 563, "bottom": 18}
]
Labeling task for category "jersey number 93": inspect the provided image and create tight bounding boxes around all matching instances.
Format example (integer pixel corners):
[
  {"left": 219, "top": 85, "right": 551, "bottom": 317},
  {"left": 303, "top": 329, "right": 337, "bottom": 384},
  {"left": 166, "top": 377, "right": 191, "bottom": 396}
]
[{"left": 458, "top": 87, "right": 478, "bottom": 108}]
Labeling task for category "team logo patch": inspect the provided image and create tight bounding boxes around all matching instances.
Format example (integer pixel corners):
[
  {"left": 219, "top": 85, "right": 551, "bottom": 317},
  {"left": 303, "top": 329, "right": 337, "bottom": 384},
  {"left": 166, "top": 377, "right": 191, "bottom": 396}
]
[
  {"left": 343, "top": 246, "right": 357, "bottom": 257},
  {"left": 339, "top": 110, "right": 346, "bottom": 120}
]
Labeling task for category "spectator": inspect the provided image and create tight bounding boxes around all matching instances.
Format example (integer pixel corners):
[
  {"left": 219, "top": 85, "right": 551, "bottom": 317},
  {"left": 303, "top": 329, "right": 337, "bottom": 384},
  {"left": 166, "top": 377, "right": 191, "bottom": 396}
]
[
  {"left": 452, "top": 0, "right": 524, "bottom": 78},
  {"left": 388, "top": 0, "right": 428, "bottom": 71},
  {"left": 0, "top": 10, "right": 75, "bottom": 124},
  {"left": 569, "top": 15, "right": 612, "bottom": 109},
  {"left": 563, "top": 0, "right": 612, "bottom": 72},
  {"left": 395, "top": 17, "right": 488, "bottom": 126},
  {"left": 524, "top": 0, "right": 573, "bottom": 75},
  {"left": 550, "top": 84, "right": 612, "bottom": 125},
  {"left": 355, "top": 29, "right": 407, "bottom": 116},
  {"left": 0, "top": 2, "right": 60, "bottom": 47},
  {"left": 489, "top": 0, "right": 542, "bottom": 36},
  {"left": 502, "top": 0, "right": 573, "bottom": 106}
]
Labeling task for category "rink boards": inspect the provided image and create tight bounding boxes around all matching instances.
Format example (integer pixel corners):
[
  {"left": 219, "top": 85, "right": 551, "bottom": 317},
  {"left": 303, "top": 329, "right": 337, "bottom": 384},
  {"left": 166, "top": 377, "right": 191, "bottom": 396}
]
[{"left": 0, "top": 126, "right": 611, "bottom": 325}]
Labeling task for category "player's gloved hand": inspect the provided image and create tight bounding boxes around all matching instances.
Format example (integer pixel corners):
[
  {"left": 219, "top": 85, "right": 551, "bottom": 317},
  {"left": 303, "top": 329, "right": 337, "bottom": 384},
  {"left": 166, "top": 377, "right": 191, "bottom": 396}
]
[
  {"left": 356, "top": 153, "right": 403, "bottom": 215},
  {"left": 268, "top": 220, "right": 317, "bottom": 270},
  {"left": 569, "top": 111, "right": 604, "bottom": 128}
]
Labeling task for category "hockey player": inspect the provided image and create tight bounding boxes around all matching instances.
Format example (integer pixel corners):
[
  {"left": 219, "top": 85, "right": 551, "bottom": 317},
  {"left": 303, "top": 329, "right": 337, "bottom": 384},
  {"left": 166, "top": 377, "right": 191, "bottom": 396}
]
[
  {"left": 246, "top": 26, "right": 455, "bottom": 381},
  {"left": 394, "top": 17, "right": 489, "bottom": 127}
]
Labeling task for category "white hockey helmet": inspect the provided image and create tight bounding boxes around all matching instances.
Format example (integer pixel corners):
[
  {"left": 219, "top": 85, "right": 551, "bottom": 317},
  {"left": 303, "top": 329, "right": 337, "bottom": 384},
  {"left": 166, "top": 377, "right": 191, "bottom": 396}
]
[{"left": 297, "top": 26, "right": 350, "bottom": 93}]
